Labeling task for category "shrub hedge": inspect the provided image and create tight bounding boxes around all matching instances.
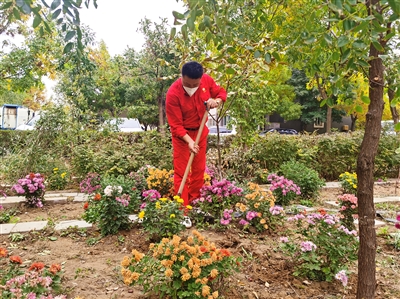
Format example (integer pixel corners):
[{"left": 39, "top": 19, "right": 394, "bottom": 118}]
[{"left": 1, "top": 130, "right": 399, "bottom": 186}]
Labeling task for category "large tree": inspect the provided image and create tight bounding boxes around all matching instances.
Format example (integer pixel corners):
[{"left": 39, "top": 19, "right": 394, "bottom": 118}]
[{"left": 173, "top": 0, "right": 400, "bottom": 298}]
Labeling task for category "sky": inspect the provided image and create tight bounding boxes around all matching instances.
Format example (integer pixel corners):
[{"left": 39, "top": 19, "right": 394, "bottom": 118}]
[
  {"left": 42, "top": 0, "right": 185, "bottom": 97},
  {"left": 79, "top": 0, "right": 185, "bottom": 56}
]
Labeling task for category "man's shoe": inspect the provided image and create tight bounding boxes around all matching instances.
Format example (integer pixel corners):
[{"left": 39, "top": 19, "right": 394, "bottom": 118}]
[{"left": 181, "top": 216, "right": 192, "bottom": 228}]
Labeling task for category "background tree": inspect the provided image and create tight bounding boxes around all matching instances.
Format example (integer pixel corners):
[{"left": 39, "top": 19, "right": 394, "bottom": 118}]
[{"left": 122, "top": 17, "right": 179, "bottom": 131}]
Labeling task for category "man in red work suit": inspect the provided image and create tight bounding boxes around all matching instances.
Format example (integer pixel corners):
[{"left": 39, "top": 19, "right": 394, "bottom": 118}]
[{"left": 166, "top": 61, "right": 227, "bottom": 207}]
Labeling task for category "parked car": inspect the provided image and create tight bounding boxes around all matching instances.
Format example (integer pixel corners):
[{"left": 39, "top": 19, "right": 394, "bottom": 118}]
[
  {"left": 103, "top": 118, "right": 144, "bottom": 132},
  {"left": 259, "top": 128, "right": 299, "bottom": 135},
  {"left": 15, "top": 114, "right": 41, "bottom": 131},
  {"left": 208, "top": 126, "right": 236, "bottom": 136}
]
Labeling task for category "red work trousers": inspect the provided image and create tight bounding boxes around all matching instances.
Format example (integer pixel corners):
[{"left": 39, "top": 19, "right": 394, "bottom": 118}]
[{"left": 172, "top": 129, "right": 208, "bottom": 207}]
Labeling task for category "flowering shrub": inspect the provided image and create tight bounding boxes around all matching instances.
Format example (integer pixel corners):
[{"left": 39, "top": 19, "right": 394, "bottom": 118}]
[
  {"left": 335, "top": 270, "right": 348, "bottom": 287},
  {"left": 191, "top": 179, "right": 243, "bottom": 225},
  {"left": 47, "top": 167, "right": 69, "bottom": 191},
  {"left": 235, "top": 183, "right": 284, "bottom": 232},
  {"left": 146, "top": 167, "right": 174, "bottom": 198},
  {"left": 337, "top": 193, "right": 358, "bottom": 230},
  {"left": 79, "top": 172, "right": 101, "bottom": 194},
  {"left": 395, "top": 214, "right": 400, "bottom": 230},
  {"left": 120, "top": 230, "right": 241, "bottom": 299},
  {"left": 82, "top": 184, "right": 132, "bottom": 236},
  {"left": 338, "top": 172, "right": 357, "bottom": 194},
  {"left": 11, "top": 173, "right": 46, "bottom": 207},
  {"left": 128, "top": 165, "right": 152, "bottom": 193},
  {"left": 280, "top": 211, "right": 358, "bottom": 281},
  {"left": 0, "top": 247, "right": 65, "bottom": 298},
  {"left": 139, "top": 190, "right": 187, "bottom": 241},
  {"left": 267, "top": 173, "right": 301, "bottom": 206}
]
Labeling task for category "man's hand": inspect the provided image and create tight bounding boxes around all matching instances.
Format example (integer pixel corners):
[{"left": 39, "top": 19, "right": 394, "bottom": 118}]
[
  {"left": 188, "top": 140, "right": 200, "bottom": 154},
  {"left": 207, "top": 98, "right": 222, "bottom": 109}
]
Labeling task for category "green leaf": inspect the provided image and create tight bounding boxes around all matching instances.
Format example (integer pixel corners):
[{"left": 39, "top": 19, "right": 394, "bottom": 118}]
[
  {"left": 13, "top": 7, "right": 21, "bottom": 20},
  {"left": 343, "top": 20, "right": 354, "bottom": 31},
  {"left": 16, "top": 0, "right": 24, "bottom": 7},
  {"left": 304, "top": 36, "right": 316, "bottom": 44},
  {"left": 388, "top": 0, "right": 400, "bottom": 14},
  {"left": 172, "top": 10, "right": 185, "bottom": 20},
  {"left": 357, "top": 59, "right": 369, "bottom": 68},
  {"left": 186, "top": 17, "right": 195, "bottom": 31},
  {"left": 331, "top": 52, "right": 340, "bottom": 61},
  {"left": 0, "top": 2, "right": 13, "bottom": 10},
  {"left": 352, "top": 40, "right": 366, "bottom": 49},
  {"left": 51, "top": 0, "right": 61, "bottom": 10},
  {"left": 205, "top": 32, "right": 212, "bottom": 43},
  {"left": 254, "top": 50, "right": 261, "bottom": 58},
  {"left": 355, "top": 105, "right": 363, "bottom": 113},
  {"left": 361, "top": 95, "right": 370, "bottom": 104},
  {"left": 169, "top": 27, "right": 176, "bottom": 40},
  {"left": 388, "top": 12, "right": 399, "bottom": 22},
  {"left": 265, "top": 53, "right": 271, "bottom": 63},
  {"left": 181, "top": 24, "right": 188, "bottom": 39},
  {"left": 337, "top": 35, "right": 350, "bottom": 47},
  {"left": 272, "top": 52, "right": 280, "bottom": 62},
  {"left": 65, "top": 30, "right": 76, "bottom": 42},
  {"left": 324, "top": 33, "right": 333, "bottom": 44},
  {"left": 21, "top": 3, "right": 31, "bottom": 14},
  {"left": 52, "top": 8, "right": 61, "bottom": 19},
  {"left": 48, "top": 236, "right": 58, "bottom": 241},
  {"left": 341, "top": 49, "right": 351, "bottom": 63},
  {"left": 372, "top": 41, "right": 384, "bottom": 52},
  {"left": 41, "top": 0, "right": 50, "bottom": 8},
  {"left": 63, "top": 42, "right": 74, "bottom": 54},
  {"left": 226, "top": 68, "right": 235, "bottom": 75},
  {"left": 320, "top": 99, "right": 327, "bottom": 107},
  {"left": 395, "top": 123, "right": 400, "bottom": 132},
  {"left": 33, "top": 15, "right": 42, "bottom": 28},
  {"left": 203, "top": 15, "right": 211, "bottom": 28}
]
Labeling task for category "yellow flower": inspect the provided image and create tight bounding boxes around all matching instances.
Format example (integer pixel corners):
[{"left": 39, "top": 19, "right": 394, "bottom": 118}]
[
  {"left": 210, "top": 269, "right": 219, "bottom": 278},
  {"left": 353, "top": 184, "right": 357, "bottom": 189},
  {"left": 182, "top": 273, "right": 191, "bottom": 281},
  {"left": 138, "top": 211, "right": 145, "bottom": 219},
  {"left": 202, "top": 285, "right": 211, "bottom": 297},
  {"left": 121, "top": 256, "right": 131, "bottom": 267},
  {"left": 165, "top": 268, "right": 173, "bottom": 277},
  {"left": 212, "top": 291, "right": 219, "bottom": 298},
  {"left": 176, "top": 197, "right": 184, "bottom": 204},
  {"left": 60, "top": 172, "right": 67, "bottom": 179},
  {"left": 260, "top": 218, "right": 266, "bottom": 224},
  {"left": 170, "top": 214, "right": 176, "bottom": 218},
  {"left": 155, "top": 202, "right": 161, "bottom": 209},
  {"left": 159, "top": 197, "right": 168, "bottom": 202},
  {"left": 186, "top": 205, "right": 192, "bottom": 210},
  {"left": 53, "top": 167, "right": 59, "bottom": 172}
]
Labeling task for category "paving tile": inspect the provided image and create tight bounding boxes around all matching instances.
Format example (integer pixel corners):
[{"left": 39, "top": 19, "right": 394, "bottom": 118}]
[
  {"left": 353, "top": 219, "right": 386, "bottom": 227},
  {"left": 0, "top": 223, "right": 16, "bottom": 235},
  {"left": 373, "top": 197, "right": 400, "bottom": 203},
  {"left": 54, "top": 220, "right": 92, "bottom": 230},
  {"left": 10, "top": 221, "right": 48, "bottom": 233}
]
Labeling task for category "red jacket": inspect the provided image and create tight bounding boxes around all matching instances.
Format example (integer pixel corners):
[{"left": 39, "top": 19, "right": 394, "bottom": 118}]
[{"left": 166, "top": 74, "right": 227, "bottom": 138}]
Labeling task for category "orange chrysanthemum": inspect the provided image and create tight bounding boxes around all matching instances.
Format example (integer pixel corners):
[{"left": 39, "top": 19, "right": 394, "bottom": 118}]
[
  {"left": 9, "top": 255, "right": 22, "bottom": 264},
  {"left": 0, "top": 247, "right": 8, "bottom": 257},
  {"left": 49, "top": 263, "right": 62, "bottom": 274},
  {"left": 83, "top": 202, "right": 89, "bottom": 210},
  {"left": 94, "top": 193, "right": 101, "bottom": 201},
  {"left": 29, "top": 262, "right": 45, "bottom": 271}
]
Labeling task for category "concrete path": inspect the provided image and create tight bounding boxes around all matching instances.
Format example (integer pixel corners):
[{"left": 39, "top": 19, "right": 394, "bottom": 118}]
[{"left": 1, "top": 180, "right": 399, "bottom": 235}]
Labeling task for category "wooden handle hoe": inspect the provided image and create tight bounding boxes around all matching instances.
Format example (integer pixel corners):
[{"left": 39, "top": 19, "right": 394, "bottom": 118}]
[{"left": 177, "top": 107, "right": 209, "bottom": 197}]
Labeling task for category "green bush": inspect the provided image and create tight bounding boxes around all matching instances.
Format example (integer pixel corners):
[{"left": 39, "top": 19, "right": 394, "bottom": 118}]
[{"left": 279, "top": 160, "right": 325, "bottom": 200}]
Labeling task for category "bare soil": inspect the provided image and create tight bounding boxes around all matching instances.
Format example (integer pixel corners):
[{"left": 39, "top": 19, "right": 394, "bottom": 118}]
[{"left": 1, "top": 183, "right": 400, "bottom": 299}]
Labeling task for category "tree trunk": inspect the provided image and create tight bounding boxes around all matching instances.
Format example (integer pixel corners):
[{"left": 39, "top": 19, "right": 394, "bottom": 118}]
[
  {"left": 388, "top": 89, "right": 399, "bottom": 124},
  {"left": 326, "top": 106, "right": 332, "bottom": 133},
  {"left": 350, "top": 114, "right": 357, "bottom": 132},
  {"left": 356, "top": 43, "right": 384, "bottom": 299},
  {"left": 158, "top": 95, "right": 165, "bottom": 135}
]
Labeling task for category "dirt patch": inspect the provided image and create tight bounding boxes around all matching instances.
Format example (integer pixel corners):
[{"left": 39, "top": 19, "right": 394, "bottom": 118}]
[{"left": 1, "top": 183, "right": 400, "bottom": 299}]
